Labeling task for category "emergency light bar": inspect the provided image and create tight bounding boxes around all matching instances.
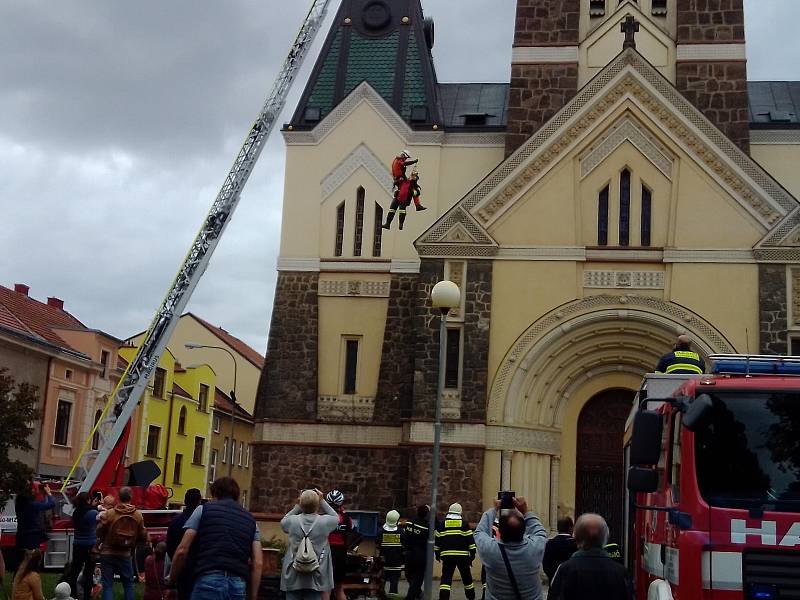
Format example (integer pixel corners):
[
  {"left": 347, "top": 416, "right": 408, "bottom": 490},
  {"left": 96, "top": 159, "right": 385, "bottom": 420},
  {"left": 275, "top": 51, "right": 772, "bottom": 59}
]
[{"left": 708, "top": 354, "right": 800, "bottom": 376}]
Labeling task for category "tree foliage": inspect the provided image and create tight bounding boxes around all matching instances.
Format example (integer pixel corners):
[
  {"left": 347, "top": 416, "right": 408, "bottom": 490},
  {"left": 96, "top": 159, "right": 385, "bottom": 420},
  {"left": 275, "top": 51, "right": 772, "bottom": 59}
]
[{"left": 0, "top": 368, "right": 40, "bottom": 506}]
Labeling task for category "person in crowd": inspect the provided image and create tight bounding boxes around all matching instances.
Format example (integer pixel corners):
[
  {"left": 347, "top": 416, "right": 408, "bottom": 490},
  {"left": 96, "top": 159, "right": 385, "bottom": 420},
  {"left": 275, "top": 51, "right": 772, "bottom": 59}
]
[
  {"left": 96, "top": 486, "right": 148, "bottom": 600},
  {"left": 95, "top": 496, "right": 116, "bottom": 522},
  {"left": 12, "top": 549, "right": 45, "bottom": 600},
  {"left": 281, "top": 489, "right": 341, "bottom": 600},
  {"left": 325, "top": 489, "right": 354, "bottom": 600},
  {"left": 66, "top": 493, "right": 99, "bottom": 600},
  {"left": 548, "top": 514, "right": 632, "bottom": 600},
  {"left": 143, "top": 542, "right": 168, "bottom": 600},
  {"left": 165, "top": 488, "right": 202, "bottom": 600},
  {"left": 171, "top": 477, "right": 261, "bottom": 600},
  {"left": 542, "top": 516, "right": 577, "bottom": 584},
  {"left": 13, "top": 484, "right": 55, "bottom": 572},
  {"left": 435, "top": 503, "right": 476, "bottom": 600},
  {"left": 604, "top": 540, "right": 623, "bottom": 565},
  {"left": 377, "top": 510, "right": 403, "bottom": 595},
  {"left": 50, "top": 582, "right": 76, "bottom": 600},
  {"left": 479, "top": 514, "right": 500, "bottom": 600},
  {"left": 655, "top": 335, "right": 705, "bottom": 374},
  {"left": 474, "top": 496, "right": 547, "bottom": 600},
  {"left": 402, "top": 505, "right": 431, "bottom": 600}
]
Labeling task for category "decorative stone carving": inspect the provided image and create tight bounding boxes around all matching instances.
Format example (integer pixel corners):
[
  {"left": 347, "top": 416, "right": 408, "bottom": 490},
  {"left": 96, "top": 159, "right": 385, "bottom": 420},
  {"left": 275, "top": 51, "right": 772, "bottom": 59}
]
[
  {"left": 441, "top": 389, "right": 461, "bottom": 420},
  {"left": 444, "top": 261, "right": 466, "bottom": 321},
  {"left": 320, "top": 143, "right": 393, "bottom": 198},
  {"left": 583, "top": 270, "right": 665, "bottom": 289},
  {"left": 792, "top": 269, "right": 800, "bottom": 328},
  {"left": 317, "top": 395, "right": 376, "bottom": 423},
  {"left": 580, "top": 117, "right": 673, "bottom": 179},
  {"left": 318, "top": 280, "right": 391, "bottom": 297}
]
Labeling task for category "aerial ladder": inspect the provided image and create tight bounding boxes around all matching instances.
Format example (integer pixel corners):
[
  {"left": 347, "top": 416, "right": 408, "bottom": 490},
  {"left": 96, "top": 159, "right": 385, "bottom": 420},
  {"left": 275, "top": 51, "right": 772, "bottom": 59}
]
[{"left": 62, "top": 0, "right": 336, "bottom": 499}]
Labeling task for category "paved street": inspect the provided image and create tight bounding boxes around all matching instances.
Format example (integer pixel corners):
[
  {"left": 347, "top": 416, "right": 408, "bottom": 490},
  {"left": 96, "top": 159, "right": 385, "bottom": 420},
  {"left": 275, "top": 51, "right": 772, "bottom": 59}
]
[{"left": 392, "top": 580, "right": 549, "bottom": 600}]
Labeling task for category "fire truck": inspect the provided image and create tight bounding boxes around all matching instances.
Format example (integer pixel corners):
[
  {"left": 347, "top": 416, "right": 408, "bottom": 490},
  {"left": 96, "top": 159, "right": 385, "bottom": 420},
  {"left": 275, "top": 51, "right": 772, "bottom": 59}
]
[
  {"left": 625, "top": 355, "right": 800, "bottom": 599},
  {"left": 0, "top": 0, "right": 335, "bottom": 569}
]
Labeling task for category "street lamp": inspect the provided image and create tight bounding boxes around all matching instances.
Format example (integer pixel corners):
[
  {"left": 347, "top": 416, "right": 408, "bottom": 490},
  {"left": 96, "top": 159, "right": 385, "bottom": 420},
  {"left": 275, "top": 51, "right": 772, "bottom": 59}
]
[
  {"left": 185, "top": 343, "right": 238, "bottom": 476},
  {"left": 424, "top": 280, "right": 461, "bottom": 600}
]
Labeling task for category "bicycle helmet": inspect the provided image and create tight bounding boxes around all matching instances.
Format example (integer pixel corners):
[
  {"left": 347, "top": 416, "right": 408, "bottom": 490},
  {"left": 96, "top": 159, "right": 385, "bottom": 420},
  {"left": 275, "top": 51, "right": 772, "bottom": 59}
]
[{"left": 326, "top": 489, "right": 345, "bottom": 507}]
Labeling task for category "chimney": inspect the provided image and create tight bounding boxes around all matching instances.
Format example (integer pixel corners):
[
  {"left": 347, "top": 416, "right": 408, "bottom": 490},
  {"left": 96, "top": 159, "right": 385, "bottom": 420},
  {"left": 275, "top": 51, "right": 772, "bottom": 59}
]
[
  {"left": 505, "top": 0, "right": 580, "bottom": 157},
  {"left": 47, "top": 297, "right": 65, "bottom": 310},
  {"left": 676, "top": 0, "right": 749, "bottom": 153},
  {"left": 14, "top": 283, "right": 30, "bottom": 296}
]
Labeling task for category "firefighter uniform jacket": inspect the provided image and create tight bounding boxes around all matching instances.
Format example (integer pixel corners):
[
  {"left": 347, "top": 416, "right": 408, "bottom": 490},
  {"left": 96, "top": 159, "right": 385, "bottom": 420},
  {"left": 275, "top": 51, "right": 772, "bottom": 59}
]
[
  {"left": 655, "top": 350, "right": 705, "bottom": 374},
  {"left": 377, "top": 526, "right": 404, "bottom": 571},
  {"left": 403, "top": 518, "right": 430, "bottom": 564},
  {"left": 435, "top": 514, "right": 476, "bottom": 560}
]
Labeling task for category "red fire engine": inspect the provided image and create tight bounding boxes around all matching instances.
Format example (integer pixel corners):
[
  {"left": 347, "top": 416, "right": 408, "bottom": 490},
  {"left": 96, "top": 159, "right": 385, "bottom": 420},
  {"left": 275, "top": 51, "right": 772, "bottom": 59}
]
[{"left": 625, "top": 355, "right": 800, "bottom": 599}]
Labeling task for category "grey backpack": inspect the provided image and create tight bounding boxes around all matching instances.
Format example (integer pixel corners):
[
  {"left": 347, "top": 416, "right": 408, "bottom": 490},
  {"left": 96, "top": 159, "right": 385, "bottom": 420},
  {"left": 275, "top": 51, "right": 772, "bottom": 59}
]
[{"left": 292, "top": 518, "right": 320, "bottom": 573}]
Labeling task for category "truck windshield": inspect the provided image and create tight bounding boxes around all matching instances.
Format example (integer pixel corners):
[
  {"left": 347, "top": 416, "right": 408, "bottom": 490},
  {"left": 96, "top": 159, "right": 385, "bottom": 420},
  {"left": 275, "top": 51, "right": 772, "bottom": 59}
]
[{"left": 695, "top": 392, "right": 800, "bottom": 512}]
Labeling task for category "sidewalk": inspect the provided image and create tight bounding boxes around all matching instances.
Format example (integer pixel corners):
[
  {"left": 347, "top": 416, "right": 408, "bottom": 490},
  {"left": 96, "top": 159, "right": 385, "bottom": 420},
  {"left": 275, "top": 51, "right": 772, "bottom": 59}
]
[{"left": 392, "top": 580, "right": 549, "bottom": 600}]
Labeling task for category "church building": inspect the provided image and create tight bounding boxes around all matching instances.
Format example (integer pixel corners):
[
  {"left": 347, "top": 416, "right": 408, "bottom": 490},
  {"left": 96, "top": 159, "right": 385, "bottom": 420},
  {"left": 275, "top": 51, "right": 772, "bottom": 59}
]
[{"left": 252, "top": 0, "right": 800, "bottom": 537}]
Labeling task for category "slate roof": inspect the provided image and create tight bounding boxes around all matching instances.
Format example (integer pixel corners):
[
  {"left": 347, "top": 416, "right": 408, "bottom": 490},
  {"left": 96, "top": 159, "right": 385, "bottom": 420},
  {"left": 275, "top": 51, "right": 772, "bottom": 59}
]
[
  {"left": 749, "top": 82, "right": 800, "bottom": 128},
  {"left": 437, "top": 83, "right": 509, "bottom": 129},
  {"left": 0, "top": 285, "right": 89, "bottom": 357},
  {"left": 188, "top": 313, "right": 265, "bottom": 369}
]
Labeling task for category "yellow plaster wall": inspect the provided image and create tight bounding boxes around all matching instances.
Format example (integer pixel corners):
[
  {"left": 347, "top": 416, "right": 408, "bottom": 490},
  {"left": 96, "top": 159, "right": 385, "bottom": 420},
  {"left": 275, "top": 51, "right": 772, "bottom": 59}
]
[{"left": 750, "top": 143, "right": 800, "bottom": 199}]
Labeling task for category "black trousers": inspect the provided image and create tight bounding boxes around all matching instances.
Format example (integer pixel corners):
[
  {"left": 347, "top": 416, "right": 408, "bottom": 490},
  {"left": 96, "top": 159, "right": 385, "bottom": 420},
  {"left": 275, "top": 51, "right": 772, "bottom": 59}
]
[
  {"left": 67, "top": 544, "right": 96, "bottom": 600},
  {"left": 404, "top": 555, "right": 425, "bottom": 600},
  {"left": 385, "top": 569, "right": 402, "bottom": 594},
  {"left": 439, "top": 558, "right": 475, "bottom": 600}
]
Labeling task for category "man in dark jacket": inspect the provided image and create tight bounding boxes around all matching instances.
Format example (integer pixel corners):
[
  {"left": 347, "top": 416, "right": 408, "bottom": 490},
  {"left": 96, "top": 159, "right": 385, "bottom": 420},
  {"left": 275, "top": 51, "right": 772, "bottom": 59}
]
[
  {"left": 171, "top": 477, "right": 262, "bottom": 600},
  {"left": 12, "top": 483, "right": 55, "bottom": 572},
  {"left": 542, "top": 516, "right": 577, "bottom": 583},
  {"left": 166, "top": 488, "right": 201, "bottom": 600},
  {"left": 403, "top": 505, "right": 432, "bottom": 600},
  {"left": 549, "top": 514, "right": 632, "bottom": 600}
]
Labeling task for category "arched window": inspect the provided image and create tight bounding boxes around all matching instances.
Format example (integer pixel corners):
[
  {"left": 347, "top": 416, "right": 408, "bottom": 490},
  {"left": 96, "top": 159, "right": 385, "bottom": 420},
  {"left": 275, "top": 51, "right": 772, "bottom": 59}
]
[
  {"left": 373, "top": 203, "right": 383, "bottom": 257},
  {"left": 353, "top": 187, "right": 365, "bottom": 257},
  {"left": 619, "top": 169, "right": 631, "bottom": 246},
  {"left": 334, "top": 202, "right": 345, "bottom": 257},
  {"left": 641, "top": 185, "right": 652, "bottom": 247},
  {"left": 91, "top": 409, "right": 103, "bottom": 450},
  {"left": 177, "top": 406, "right": 187, "bottom": 435},
  {"left": 598, "top": 185, "right": 609, "bottom": 246}
]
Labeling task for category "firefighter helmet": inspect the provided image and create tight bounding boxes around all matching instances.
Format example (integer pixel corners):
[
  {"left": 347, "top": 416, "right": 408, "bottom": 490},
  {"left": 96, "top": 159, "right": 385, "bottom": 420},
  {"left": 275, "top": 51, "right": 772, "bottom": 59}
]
[
  {"left": 448, "top": 503, "right": 463, "bottom": 515},
  {"left": 386, "top": 510, "right": 400, "bottom": 527},
  {"left": 326, "top": 489, "right": 345, "bottom": 507}
]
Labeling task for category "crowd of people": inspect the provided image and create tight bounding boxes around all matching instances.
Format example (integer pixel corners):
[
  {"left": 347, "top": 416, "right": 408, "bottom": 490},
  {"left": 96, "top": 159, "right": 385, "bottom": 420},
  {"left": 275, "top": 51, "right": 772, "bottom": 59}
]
[{"left": 4, "top": 479, "right": 633, "bottom": 600}]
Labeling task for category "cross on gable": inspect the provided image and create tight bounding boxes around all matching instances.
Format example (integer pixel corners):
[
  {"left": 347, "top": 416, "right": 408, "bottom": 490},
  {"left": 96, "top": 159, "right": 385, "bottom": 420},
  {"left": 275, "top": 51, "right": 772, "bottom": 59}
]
[{"left": 621, "top": 15, "right": 640, "bottom": 50}]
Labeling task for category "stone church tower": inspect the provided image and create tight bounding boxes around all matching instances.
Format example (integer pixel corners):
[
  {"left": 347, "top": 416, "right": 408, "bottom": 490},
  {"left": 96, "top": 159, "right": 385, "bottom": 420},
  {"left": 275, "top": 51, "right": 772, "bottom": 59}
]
[{"left": 252, "top": 0, "right": 800, "bottom": 537}]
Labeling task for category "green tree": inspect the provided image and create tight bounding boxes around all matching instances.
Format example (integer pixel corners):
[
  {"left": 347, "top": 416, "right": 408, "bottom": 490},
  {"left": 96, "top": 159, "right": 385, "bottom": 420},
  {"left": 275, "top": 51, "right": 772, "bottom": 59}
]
[{"left": 0, "top": 367, "right": 40, "bottom": 506}]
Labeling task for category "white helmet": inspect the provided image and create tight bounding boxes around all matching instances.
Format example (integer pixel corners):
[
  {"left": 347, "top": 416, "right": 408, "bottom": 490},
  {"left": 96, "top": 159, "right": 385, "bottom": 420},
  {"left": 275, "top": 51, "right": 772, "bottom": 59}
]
[
  {"left": 448, "top": 503, "right": 463, "bottom": 515},
  {"left": 400, "top": 149, "right": 411, "bottom": 159},
  {"left": 386, "top": 510, "right": 400, "bottom": 527},
  {"left": 326, "top": 489, "right": 345, "bottom": 507}
]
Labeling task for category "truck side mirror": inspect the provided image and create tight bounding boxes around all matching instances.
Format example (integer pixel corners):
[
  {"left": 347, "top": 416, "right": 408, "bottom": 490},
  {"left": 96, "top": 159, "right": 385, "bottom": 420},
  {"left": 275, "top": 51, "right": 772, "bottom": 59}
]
[
  {"left": 627, "top": 466, "right": 659, "bottom": 493},
  {"left": 630, "top": 410, "right": 663, "bottom": 465},
  {"left": 683, "top": 394, "right": 713, "bottom": 432}
]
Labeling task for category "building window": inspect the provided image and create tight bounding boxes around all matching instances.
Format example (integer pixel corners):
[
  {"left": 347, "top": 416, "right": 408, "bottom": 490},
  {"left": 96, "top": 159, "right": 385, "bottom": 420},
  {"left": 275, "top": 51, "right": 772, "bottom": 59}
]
[
  {"left": 335, "top": 202, "right": 345, "bottom": 257},
  {"left": 238, "top": 442, "right": 244, "bottom": 466},
  {"left": 209, "top": 449, "right": 218, "bottom": 483},
  {"left": 153, "top": 367, "right": 166, "bottom": 398},
  {"left": 231, "top": 438, "right": 236, "bottom": 465},
  {"left": 65, "top": 369, "right": 73, "bottom": 381},
  {"left": 445, "top": 328, "right": 462, "bottom": 389},
  {"left": 54, "top": 399, "right": 72, "bottom": 446},
  {"left": 354, "top": 187, "right": 365, "bottom": 257},
  {"left": 146, "top": 425, "right": 161, "bottom": 458},
  {"left": 100, "top": 350, "right": 110, "bottom": 379},
  {"left": 193, "top": 437, "right": 204, "bottom": 465},
  {"left": 173, "top": 454, "right": 183, "bottom": 484},
  {"left": 198, "top": 384, "right": 209, "bottom": 412},
  {"left": 652, "top": 0, "right": 668, "bottom": 16},
  {"left": 343, "top": 338, "right": 359, "bottom": 395},
  {"left": 245, "top": 445, "right": 251, "bottom": 468},
  {"left": 241, "top": 490, "right": 248, "bottom": 508},
  {"left": 222, "top": 437, "right": 228, "bottom": 464},
  {"left": 619, "top": 169, "right": 631, "bottom": 246},
  {"left": 373, "top": 203, "right": 383, "bottom": 257},
  {"left": 641, "top": 185, "right": 652, "bottom": 247},
  {"left": 91, "top": 409, "right": 103, "bottom": 450},
  {"left": 213, "top": 414, "right": 221, "bottom": 433},
  {"left": 177, "top": 406, "right": 187, "bottom": 435},
  {"left": 598, "top": 185, "right": 609, "bottom": 246},
  {"left": 789, "top": 335, "right": 800, "bottom": 356},
  {"left": 589, "top": 0, "right": 605, "bottom": 17}
]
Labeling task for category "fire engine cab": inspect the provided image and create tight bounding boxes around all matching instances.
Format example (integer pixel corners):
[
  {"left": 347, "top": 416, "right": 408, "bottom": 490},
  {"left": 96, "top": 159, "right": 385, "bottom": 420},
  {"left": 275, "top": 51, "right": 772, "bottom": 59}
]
[{"left": 625, "top": 355, "right": 800, "bottom": 599}]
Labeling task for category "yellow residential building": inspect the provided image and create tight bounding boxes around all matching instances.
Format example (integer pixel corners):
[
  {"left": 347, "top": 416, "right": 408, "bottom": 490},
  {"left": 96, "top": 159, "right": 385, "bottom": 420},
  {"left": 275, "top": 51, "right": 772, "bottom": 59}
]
[{"left": 120, "top": 346, "right": 214, "bottom": 501}]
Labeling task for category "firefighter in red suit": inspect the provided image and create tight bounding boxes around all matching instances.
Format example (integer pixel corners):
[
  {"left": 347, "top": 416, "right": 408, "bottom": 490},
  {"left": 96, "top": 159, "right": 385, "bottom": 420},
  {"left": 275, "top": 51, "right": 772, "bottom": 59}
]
[{"left": 383, "top": 168, "right": 425, "bottom": 230}]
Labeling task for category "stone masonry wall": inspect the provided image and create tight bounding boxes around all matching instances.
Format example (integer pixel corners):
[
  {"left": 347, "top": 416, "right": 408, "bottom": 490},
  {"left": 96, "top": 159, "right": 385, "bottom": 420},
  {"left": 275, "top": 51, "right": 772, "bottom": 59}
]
[
  {"left": 413, "top": 260, "right": 443, "bottom": 420},
  {"left": 759, "top": 264, "right": 788, "bottom": 355},
  {"left": 406, "top": 446, "right": 485, "bottom": 523},
  {"left": 374, "top": 274, "right": 420, "bottom": 423},
  {"left": 676, "top": 0, "right": 749, "bottom": 153},
  {"left": 512, "top": 0, "right": 580, "bottom": 46},
  {"left": 255, "top": 272, "right": 319, "bottom": 421},
  {"left": 250, "top": 444, "right": 409, "bottom": 514}
]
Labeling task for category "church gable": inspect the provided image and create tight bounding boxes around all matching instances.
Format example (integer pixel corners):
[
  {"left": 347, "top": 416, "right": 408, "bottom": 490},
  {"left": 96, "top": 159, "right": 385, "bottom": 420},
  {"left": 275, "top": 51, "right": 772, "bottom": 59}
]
[{"left": 416, "top": 48, "right": 799, "bottom": 258}]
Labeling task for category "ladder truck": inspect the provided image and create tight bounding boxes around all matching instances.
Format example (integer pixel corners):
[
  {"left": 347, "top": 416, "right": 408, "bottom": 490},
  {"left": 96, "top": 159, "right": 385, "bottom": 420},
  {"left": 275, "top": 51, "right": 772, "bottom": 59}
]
[{"left": 1, "top": 0, "right": 336, "bottom": 569}]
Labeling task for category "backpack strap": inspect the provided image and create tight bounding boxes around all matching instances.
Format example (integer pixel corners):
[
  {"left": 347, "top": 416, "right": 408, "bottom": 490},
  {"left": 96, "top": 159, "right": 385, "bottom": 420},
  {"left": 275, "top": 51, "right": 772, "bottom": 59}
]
[
  {"left": 499, "top": 544, "right": 523, "bottom": 600},
  {"left": 299, "top": 516, "right": 318, "bottom": 539}
]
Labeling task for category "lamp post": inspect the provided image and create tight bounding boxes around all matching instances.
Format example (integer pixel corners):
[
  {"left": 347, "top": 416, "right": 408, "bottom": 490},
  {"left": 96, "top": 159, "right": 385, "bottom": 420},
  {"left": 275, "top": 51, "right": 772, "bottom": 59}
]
[
  {"left": 424, "top": 280, "right": 461, "bottom": 600},
  {"left": 185, "top": 343, "right": 238, "bottom": 476}
]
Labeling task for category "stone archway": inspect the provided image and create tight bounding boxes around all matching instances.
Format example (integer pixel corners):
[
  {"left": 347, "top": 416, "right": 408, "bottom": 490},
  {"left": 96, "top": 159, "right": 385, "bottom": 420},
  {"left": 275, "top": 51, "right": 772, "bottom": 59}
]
[{"left": 575, "top": 389, "right": 635, "bottom": 541}]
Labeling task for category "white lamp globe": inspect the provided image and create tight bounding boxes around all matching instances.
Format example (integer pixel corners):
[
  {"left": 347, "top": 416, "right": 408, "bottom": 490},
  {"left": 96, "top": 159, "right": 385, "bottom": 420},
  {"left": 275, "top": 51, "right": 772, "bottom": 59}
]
[{"left": 431, "top": 280, "right": 461, "bottom": 310}]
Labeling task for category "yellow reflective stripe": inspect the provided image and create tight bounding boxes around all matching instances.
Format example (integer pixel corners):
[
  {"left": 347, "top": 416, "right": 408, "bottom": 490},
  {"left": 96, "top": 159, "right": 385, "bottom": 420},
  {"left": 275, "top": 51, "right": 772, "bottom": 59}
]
[
  {"left": 439, "top": 585, "right": 451, "bottom": 590},
  {"left": 437, "top": 530, "right": 469, "bottom": 537},
  {"left": 444, "top": 520, "right": 462, "bottom": 528},
  {"left": 666, "top": 363, "right": 703, "bottom": 374},
  {"left": 469, "top": 544, "right": 477, "bottom": 550},
  {"left": 674, "top": 351, "right": 700, "bottom": 359},
  {"left": 465, "top": 584, "right": 475, "bottom": 590},
  {"left": 440, "top": 550, "right": 469, "bottom": 556},
  {"left": 385, "top": 567, "right": 404, "bottom": 571}
]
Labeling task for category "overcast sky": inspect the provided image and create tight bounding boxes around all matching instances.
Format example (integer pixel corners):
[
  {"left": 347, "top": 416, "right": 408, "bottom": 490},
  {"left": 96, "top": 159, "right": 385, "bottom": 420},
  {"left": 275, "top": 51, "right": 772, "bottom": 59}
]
[{"left": 1, "top": 1, "right": 799, "bottom": 355}]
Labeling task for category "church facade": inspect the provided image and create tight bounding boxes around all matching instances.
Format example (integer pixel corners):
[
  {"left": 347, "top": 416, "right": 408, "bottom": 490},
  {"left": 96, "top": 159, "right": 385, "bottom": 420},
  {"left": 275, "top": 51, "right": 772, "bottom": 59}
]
[{"left": 252, "top": 0, "right": 800, "bottom": 536}]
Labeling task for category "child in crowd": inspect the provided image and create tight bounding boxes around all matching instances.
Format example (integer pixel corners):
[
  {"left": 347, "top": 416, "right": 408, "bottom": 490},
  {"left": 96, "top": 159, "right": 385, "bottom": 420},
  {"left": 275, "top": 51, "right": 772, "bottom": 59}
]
[{"left": 95, "top": 496, "right": 116, "bottom": 521}]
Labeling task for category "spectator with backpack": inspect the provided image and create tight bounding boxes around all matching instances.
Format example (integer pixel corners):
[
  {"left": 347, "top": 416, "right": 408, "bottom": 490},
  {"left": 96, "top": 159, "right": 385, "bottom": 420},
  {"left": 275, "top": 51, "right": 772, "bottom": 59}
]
[
  {"left": 281, "top": 489, "right": 341, "bottom": 600},
  {"left": 96, "top": 487, "right": 147, "bottom": 600}
]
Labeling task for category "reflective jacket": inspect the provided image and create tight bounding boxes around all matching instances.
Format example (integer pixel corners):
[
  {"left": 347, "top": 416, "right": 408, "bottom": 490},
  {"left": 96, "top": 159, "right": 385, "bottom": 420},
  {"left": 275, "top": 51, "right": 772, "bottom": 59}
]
[
  {"left": 655, "top": 350, "right": 705, "bottom": 375},
  {"left": 377, "top": 526, "right": 404, "bottom": 570},
  {"left": 435, "top": 513, "right": 476, "bottom": 560}
]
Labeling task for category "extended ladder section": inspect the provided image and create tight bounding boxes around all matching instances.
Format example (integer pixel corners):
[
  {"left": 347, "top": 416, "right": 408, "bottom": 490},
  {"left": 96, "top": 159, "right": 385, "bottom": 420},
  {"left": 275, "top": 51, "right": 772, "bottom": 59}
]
[{"left": 64, "top": 0, "right": 336, "bottom": 496}]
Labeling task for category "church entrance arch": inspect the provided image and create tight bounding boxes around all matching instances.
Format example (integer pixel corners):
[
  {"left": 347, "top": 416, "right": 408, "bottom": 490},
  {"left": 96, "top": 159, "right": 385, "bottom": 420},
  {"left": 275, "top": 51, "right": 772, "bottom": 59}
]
[{"left": 574, "top": 389, "right": 635, "bottom": 543}]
